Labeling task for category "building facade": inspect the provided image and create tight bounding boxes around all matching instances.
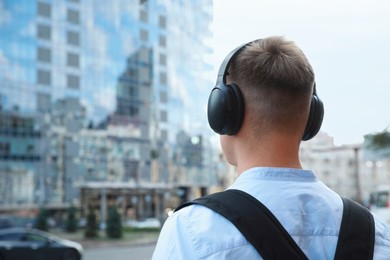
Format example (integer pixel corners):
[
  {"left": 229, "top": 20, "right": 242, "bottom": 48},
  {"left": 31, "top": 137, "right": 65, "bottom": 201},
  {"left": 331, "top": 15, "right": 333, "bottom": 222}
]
[{"left": 0, "top": 0, "right": 216, "bottom": 221}]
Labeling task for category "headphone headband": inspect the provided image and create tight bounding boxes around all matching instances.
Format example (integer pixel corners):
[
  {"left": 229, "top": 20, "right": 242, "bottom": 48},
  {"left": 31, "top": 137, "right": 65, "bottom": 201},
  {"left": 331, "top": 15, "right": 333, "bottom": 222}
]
[{"left": 217, "top": 42, "right": 252, "bottom": 84}]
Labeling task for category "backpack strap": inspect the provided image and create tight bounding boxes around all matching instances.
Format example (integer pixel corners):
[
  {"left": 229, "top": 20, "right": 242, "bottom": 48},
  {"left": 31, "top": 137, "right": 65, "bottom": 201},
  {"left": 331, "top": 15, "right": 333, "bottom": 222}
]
[
  {"left": 334, "top": 197, "right": 375, "bottom": 260},
  {"left": 175, "top": 189, "right": 308, "bottom": 260}
]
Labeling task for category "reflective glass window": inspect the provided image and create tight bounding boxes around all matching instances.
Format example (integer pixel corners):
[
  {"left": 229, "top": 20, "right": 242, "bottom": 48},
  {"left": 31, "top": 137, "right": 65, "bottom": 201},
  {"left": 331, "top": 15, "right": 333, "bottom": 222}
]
[
  {"left": 37, "top": 47, "right": 51, "bottom": 63},
  {"left": 140, "top": 29, "right": 148, "bottom": 42},
  {"left": 37, "top": 93, "right": 51, "bottom": 112},
  {"left": 159, "top": 72, "right": 167, "bottom": 84},
  {"left": 67, "top": 31, "right": 80, "bottom": 46},
  {"left": 139, "top": 48, "right": 150, "bottom": 62},
  {"left": 160, "top": 91, "right": 167, "bottom": 103},
  {"left": 37, "top": 2, "right": 51, "bottom": 18},
  {"left": 67, "top": 9, "right": 80, "bottom": 24},
  {"left": 159, "top": 35, "right": 166, "bottom": 47},
  {"left": 37, "top": 24, "right": 51, "bottom": 40},
  {"left": 160, "top": 110, "right": 167, "bottom": 122},
  {"left": 140, "top": 10, "right": 148, "bottom": 23},
  {"left": 161, "top": 129, "right": 168, "bottom": 140},
  {"left": 139, "top": 67, "right": 149, "bottom": 82},
  {"left": 159, "top": 15, "right": 166, "bottom": 28},
  {"left": 67, "top": 74, "right": 80, "bottom": 89},
  {"left": 37, "top": 69, "right": 51, "bottom": 85},
  {"left": 67, "top": 52, "right": 79, "bottom": 68},
  {"left": 159, "top": 53, "right": 166, "bottom": 66}
]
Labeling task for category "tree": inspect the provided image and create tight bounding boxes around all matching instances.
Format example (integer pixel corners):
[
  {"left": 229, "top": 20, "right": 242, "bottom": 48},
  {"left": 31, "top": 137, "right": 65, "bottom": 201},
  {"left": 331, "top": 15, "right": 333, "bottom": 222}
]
[
  {"left": 84, "top": 206, "right": 99, "bottom": 238},
  {"left": 365, "top": 130, "right": 390, "bottom": 150},
  {"left": 65, "top": 205, "right": 78, "bottom": 233},
  {"left": 106, "top": 205, "right": 122, "bottom": 239},
  {"left": 34, "top": 207, "right": 49, "bottom": 231}
]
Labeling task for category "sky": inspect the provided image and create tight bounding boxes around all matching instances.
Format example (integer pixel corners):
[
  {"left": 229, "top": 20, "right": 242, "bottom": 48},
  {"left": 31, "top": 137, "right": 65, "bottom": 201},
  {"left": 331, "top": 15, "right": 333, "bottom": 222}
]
[{"left": 211, "top": 0, "right": 390, "bottom": 145}]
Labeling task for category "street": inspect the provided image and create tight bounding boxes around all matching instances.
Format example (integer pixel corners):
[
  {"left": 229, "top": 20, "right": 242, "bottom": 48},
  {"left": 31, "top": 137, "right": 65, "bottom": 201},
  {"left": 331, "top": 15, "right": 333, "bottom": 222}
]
[{"left": 84, "top": 244, "right": 156, "bottom": 260}]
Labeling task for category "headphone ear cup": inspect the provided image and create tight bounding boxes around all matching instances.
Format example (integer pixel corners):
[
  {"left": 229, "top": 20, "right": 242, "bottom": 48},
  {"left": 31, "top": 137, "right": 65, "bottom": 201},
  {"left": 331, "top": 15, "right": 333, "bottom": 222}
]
[
  {"left": 207, "top": 83, "right": 245, "bottom": 135},
  {"left": 302, "top": 94, "right": 324, "bottom": 141},
  {"left": 228, "top": 83, "right": 245, "bottom": 135}
]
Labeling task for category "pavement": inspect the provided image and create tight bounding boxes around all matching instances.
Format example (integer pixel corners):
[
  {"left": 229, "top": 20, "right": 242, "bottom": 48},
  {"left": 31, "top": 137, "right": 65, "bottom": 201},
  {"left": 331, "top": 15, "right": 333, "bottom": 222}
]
[
  {"left": 77, "top": 236, "right": 159, "bottom": 249},
  {"left": 51, "top": 230, "right": 160, "bottom": 249}
]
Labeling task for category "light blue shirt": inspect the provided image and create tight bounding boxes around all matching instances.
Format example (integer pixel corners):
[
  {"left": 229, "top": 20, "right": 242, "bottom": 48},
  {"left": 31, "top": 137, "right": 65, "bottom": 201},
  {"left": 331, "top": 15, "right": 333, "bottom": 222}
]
[{"left": 153, "top": 167, "right": 390, "bottom": 259}]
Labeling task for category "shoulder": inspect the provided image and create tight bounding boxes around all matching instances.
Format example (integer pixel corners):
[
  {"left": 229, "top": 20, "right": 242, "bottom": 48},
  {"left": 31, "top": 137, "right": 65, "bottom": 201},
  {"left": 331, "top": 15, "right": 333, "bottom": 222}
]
[
  {"left": 373, "top": 215, "right": 390, "bottom": 258},
  {"left": 153, "top": 203, "right": 256, "bottom": 259}
]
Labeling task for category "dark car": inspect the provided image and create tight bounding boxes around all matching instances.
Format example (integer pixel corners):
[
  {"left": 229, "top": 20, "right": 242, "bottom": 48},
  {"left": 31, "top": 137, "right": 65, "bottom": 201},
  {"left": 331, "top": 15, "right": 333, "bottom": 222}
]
[{"left": 0, "top": 228, "right": 83, "bottom": 260}]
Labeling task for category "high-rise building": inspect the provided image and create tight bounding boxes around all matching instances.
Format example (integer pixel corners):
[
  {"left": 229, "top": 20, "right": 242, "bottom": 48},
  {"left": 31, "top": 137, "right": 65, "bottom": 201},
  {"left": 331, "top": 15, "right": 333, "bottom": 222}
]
[{"left": 0, "top": 0, "right": 215, "bottom": 216}]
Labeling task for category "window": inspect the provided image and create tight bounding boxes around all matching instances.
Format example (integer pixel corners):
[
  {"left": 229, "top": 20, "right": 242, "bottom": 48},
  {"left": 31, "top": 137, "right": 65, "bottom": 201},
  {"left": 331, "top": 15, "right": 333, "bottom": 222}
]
[
  {"left": 159, "top": 72, "right": 167, "bottom": 84},
  {"left": 26, "top": 144, "right": 35, "bottom": 154},
  {"left": 160, "top": 110, "right": 168, "bottom": 122},
  {"left": 0, "top": 232, "right": 23, "bottom": 241},
  {"left": 67, "top": 52, "right": 79, "bottom": 68},
  {"left": 161, "top": 129, "right": 168, "bottom": 140},
  {"left": 130, "top": 106, "right": 139, "bottom": 116},
  {"left": 128, "top": 86, "right": 138, "bottom": 97},
  {"left": 37, "top": 2, "right": 51, "bottom": 18},
  {"left": 159, "top": 15, "right": 166, "bottom": 29},
  {"left": 159, "top": 53, "right": 166, "bottom": 66},
  {"left": 159, "top": 35, "right": 166, "bottom": 47},
  {"left": 140, "top": 10, "right": 148, "bottom": 23},
  {"left": 0, "top": 143, "right": 10, "bottom": 155},
  {"left": 67, "top": 9, "right": 80, "bottom": 24},
  {"left": 140, "top": 29, "right": 148, "bottom": 42},
  {"left": 37, "top": 24, "right": 51, "bottom": 40},
  {"left": 138, "top": 67, "right": 149, "bottom": 82},
  {"left": 67, "top": 30, "right": 80, "bottom": 46},
  {"left": 37, "top": 47, "right": 51, "bottom": 63},
  {"left": 67, "top": 74, "right": 80, "bottom": 89},
  {"left": 37, "top": 93, "right": 51, "bottom": 112},
  {"left": 37, "top": 69, "right": 51, "bottom": 85},
  {"left": 160, "top": 91, "right": 167, "bottom": 103},
  {"left": 139, "top": 48, "right": 150, "bottom": 62}
]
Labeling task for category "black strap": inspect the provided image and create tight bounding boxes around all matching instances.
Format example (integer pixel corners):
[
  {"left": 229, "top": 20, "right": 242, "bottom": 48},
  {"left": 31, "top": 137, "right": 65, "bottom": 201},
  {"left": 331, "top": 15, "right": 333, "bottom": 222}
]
[
  {"left": 334, "top": 197, "right": 375, "bottom": 260},
  {"left": 176, "top": 190, "right": 376, "bottom": 260},
  {"left": 175, "top": 189, "right": 308, "bottom": 260}
]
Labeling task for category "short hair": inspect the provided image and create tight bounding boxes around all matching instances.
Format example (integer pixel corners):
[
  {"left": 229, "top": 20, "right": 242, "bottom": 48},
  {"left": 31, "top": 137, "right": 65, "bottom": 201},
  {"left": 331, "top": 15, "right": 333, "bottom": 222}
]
[{"left": 228, "top": 36, "right": 315, "bottom": 136}]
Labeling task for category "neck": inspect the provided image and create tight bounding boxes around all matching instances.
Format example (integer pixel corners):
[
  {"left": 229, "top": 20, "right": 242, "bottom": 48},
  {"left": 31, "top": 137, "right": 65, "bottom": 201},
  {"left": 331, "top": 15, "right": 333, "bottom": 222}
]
[{"left": 235, "top": 133, "right": 303, "bottom": 175}]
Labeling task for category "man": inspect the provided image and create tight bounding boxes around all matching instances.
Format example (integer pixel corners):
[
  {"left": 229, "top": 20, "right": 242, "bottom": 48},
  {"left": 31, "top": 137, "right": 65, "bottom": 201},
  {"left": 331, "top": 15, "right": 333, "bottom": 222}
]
[{"left": 152, "top": 36, "right": 390, "bottom": 259}]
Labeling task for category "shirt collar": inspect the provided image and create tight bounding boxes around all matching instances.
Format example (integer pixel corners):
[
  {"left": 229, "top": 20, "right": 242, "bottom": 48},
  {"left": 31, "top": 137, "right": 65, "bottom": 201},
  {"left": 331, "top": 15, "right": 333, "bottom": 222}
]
[{"left": 236, "top": 167, "right": 318, "bottom": 183}]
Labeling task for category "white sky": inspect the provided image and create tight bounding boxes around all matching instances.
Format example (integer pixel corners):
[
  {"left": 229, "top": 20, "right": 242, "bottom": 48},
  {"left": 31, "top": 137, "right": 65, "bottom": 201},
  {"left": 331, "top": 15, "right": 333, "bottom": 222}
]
[{"left": 211, "top": 0, "right": 390, "bottom": 145}]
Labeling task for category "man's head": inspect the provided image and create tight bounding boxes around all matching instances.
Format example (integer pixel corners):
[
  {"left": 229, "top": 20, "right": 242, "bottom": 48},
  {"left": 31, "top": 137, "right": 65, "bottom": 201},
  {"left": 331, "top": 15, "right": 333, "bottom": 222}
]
[
  {"left": 209, "top": 36, "right": 323, "bottom": 167},
  {"left": 231, "top": 36, "right": 316, "bottom": 137},
  {"left": 209, "top": 36, "right": 321, "bottom": 139}
]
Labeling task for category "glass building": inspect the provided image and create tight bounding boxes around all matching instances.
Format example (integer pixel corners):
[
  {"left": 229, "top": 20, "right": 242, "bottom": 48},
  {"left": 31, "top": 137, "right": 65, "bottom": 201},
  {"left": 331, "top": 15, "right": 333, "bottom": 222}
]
[{"left": 0, "top": 0, "right": 216, "bottom": 219}]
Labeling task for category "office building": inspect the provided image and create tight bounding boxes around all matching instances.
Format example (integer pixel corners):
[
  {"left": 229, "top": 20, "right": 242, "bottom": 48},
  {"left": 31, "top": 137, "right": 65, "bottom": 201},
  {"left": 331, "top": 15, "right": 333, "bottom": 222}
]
[{"left": 0, "top": 0, "right": 215, "bottom": 220}]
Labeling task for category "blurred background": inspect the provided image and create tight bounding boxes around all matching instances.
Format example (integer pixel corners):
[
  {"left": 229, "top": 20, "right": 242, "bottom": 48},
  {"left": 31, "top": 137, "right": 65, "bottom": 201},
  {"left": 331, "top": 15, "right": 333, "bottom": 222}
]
[{"left": 0, "top": 0, "right": 390, "bottom": 241}]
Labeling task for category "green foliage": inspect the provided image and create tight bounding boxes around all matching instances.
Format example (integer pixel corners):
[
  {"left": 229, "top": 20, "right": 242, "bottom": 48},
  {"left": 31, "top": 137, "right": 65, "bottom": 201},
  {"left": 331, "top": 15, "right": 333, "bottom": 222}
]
[
  {"left": 106, "top": 205, "right": 122, "bottom": 239},
  {"left": 151, "top": 149, "right": 159, "bottom": 159},
  {"left": 34, "top": 207, "right": 49, "bottom": 231},
  {"left": 365, "top": 131, "right": 390, "bottom": 150},
  {"left": 84, "top": 207, "right": 99, "bottom": 238},
  {"left": 65, "top": 205, "right": 78, "bottom": 233}
]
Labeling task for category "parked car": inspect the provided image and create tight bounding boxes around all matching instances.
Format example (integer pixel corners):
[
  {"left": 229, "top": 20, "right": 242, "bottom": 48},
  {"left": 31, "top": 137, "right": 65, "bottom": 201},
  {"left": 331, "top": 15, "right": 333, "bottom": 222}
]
[
  {"left": 0, "top": 218, "right": 12, "bottom": 230},
  {"left": 124, "top": 218, "right": 161, "bottom": 229},
  {"left": 0, "top": 228, "right": 83, "bottom": 260}
]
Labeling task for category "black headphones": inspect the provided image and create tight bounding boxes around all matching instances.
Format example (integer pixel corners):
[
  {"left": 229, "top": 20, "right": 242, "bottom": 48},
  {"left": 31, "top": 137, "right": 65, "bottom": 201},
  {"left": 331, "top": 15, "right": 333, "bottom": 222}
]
[{"left": 207, "top": 40, "right": 324, "bottom": 141}]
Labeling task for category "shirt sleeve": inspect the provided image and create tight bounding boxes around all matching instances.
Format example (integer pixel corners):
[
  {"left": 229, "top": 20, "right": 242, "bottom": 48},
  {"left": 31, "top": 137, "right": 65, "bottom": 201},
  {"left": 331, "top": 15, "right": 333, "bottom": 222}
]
[{"left": 152, "top": 211, "right": 199, "bottom": 260}]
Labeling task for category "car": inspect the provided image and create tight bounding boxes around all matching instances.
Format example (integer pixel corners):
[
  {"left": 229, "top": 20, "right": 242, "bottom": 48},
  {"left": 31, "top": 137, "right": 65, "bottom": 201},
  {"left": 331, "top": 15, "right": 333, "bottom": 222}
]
[
  {"left": 124, "top": 218, "right": 161, "bottom": 229},
  {"left": 0, "top": 228, "right": 83, "bottom": 260},
  {"left": 0, "top": 218, "right": 12, "bottom": 230}
]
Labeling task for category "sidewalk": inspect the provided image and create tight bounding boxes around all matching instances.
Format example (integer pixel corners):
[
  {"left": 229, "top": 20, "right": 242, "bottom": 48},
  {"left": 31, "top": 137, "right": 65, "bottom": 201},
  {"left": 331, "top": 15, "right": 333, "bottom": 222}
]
[{"left": 50, "top": 229, "right": 160, "bottom": 249}]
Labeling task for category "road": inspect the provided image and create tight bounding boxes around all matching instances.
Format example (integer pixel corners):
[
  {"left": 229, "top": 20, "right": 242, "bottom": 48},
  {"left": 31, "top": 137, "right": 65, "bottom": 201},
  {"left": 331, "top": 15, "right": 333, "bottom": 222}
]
[{"left": 83, "top": 244, "right": 156, "bottom": 260}]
